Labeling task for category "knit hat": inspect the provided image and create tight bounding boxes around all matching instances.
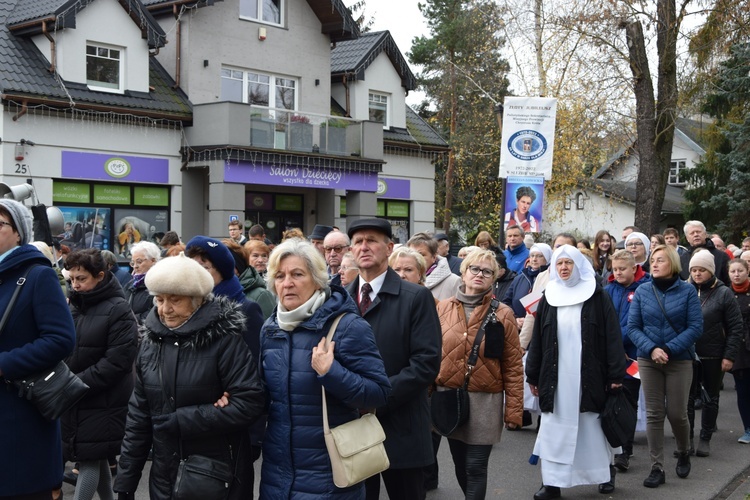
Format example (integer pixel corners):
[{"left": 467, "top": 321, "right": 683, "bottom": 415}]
[
  {"left": 185, "top": 236, "right": 235, "bottom": 281},
  {"left": 145, "top": 252, "right": 214, "bottom": 297},
  {"left": 0, "top": 199, "right": 33, "bottom": 245},
  {"left": 689, "top": 249, "right": 715, "bottom": 276},
  {"left": 530, "top": 243, "right": 552, "bottom": 264}
]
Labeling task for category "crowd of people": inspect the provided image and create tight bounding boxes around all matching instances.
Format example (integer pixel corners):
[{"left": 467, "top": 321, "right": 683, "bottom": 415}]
[{"left": 1, "top": 208, "right": 749, "bottom": 500}]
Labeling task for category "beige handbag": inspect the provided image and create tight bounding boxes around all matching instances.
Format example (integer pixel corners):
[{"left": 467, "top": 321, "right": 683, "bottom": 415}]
[{"left": 322, "top": 314, "right": 390, "bottom": 488}]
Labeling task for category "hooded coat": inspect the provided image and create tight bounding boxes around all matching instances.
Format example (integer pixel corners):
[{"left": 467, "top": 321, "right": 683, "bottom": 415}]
[
  {"left": 692, "top": 277, "right": 743, "bottom": 361},
  {"left": 425, "top": 255, "right": 462, "bottom": 300},
  {"left": 238, "top": 265, "right": 275, "bottom": 319},
  {"left": 114, "top": 297, "right": 265, "bottom": 500},
  {"left": 0, "top": 246, "right": 76, "bottom": 497},
  {"left": 259, "top": 285, "right": 390, "bottom": 499},
  {"left": 62, "top": 272, "right": 138, "bottom": 462}
]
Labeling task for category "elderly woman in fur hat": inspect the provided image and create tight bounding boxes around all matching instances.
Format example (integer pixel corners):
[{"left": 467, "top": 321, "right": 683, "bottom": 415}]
[{"left": 113, "top": 253, "right": 265, "bottom": 500}]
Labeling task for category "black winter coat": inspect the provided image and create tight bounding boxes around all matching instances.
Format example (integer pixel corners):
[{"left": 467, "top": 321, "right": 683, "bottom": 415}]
[
  {"left": 63, "top": 272, "right": 138, "bottom": 462},
  {"left": 346, "top": 268, "right": 442, "bottom": 469},
  {"left": 732, "top": 285, "right": 750, "bottom": 371},
  {"left": 114, "top": 297, "right": 265, "bottom": 500},
  {"left": 693, "top": 277, "right": 743, "bottom": 361},
  {"left": 680, "top": 239, "right": 731, "bottom": 286},
  {"left": 124, "top": 277, "right": 151, "bottom": 325},
  {"left": 526, "top": 286, "right": 626, "bottom": 414}
]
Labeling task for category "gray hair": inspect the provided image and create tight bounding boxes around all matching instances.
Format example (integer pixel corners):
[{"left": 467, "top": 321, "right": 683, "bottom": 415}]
[
  {"left": 130, "top": 241, "right": 161, "bottom": 261},
  {"left": 266, "top": 238, "right": 329, "bottom": 297},
  {"left": 100, "top": 249, "right": 119, "bottom": 268},
  {"left": 683, "top": 220, "right": 706, "bottom": 235}
]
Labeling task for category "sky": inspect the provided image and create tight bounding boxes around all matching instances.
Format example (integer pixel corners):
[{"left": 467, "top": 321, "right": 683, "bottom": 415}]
[{"left": 367, "top": 0, "right": 429, "bottom": 106}]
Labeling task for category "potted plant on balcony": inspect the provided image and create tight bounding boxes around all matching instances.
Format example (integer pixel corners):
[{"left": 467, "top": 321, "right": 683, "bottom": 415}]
[
  {"left": 320, "top": 118, "right": 348, "bottom": 155},
  {"left": 289, "top": 114, "right": 313, "bottom": 152}
]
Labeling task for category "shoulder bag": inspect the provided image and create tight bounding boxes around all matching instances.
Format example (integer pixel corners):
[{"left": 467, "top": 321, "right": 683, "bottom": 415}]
[
  {"left": 323, "top": 313, "right": 390, "bottom": 488},
  {"left": 3, "top": 265, "right": 89, "bottom": 421},
  {"left": 430, "top": 296, "right": 499, "bottom": 436}
]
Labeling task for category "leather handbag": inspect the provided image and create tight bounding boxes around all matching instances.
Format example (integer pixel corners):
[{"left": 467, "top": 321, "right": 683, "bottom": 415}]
[
  {"left": 173, "top": 454, "right": 232, "bottom": 500},
  {"left": 599, "top": 386, "right": 637, "bottom": 448},
  {"left": 2, "top": 265, "right": 89, "bottom": 421},
  {"left": 430, "top": 297, "right": 499, "bottom": 436},
  {"left": 322, "top": 314, "right": 390, "bottom": 488}
]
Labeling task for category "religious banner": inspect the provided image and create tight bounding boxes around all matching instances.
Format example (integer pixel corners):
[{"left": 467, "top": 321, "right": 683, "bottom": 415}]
[
  {"left": 504, "top": 176, "right": 544, "bottom": 233},
  {"left": 498, "top": 97, "right": 558, "bottom": 180}
]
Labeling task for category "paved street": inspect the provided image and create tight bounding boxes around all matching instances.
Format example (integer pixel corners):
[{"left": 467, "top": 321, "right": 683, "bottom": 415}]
[{"left": 63, "top": 372, "right": 750, "bottom": 499}]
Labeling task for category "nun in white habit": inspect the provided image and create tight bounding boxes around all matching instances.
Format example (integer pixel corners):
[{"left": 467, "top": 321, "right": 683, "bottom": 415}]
[{"left": 525, "top": 245, "right": 627, "bottom": 500}]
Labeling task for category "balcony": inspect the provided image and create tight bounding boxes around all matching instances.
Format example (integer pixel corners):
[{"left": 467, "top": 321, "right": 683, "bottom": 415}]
[{"left": 186, "top": 102, "right": 382, "bottom": 160}]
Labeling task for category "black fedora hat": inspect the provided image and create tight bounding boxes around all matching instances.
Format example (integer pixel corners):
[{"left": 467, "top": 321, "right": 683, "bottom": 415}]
[
  {"left": 347, "top": 218, "right": 392, "bottom": 239},
  {"left": 308, "top": 224, "right": 333, "bottom": 240}
]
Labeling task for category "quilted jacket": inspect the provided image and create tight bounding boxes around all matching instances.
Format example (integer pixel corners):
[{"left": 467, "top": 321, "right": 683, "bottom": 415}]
[
  {"left": 425, "top": 256, "right": 462, "bottom": 300},
  {"left": 692, "top": 277, "right": 743, "bottom": 360},
  {"left": 606, "top": 266, "right": 651, "bottom": 363},
  {"left": 627, "top": 278, "right": 703, "bottom": 361},
  {"left": 436, "top": 294, "right": 524, "bottom": 425}
]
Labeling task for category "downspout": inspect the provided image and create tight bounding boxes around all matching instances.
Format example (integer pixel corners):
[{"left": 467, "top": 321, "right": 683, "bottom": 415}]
[
  {"left": 342, "top": 75, "right": 350, "bottom": 116},
  {"left": 42, "top": 21, "right": 56, "bottom": 73},
  {"left": 173, "top": 4, "right": 181, "bottom": 88},
  {"left": 12, "top": 100, "right": 28, "bottom": 122}
]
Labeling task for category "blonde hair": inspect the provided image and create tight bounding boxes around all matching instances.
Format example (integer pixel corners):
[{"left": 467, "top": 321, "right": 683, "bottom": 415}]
[
  {"left": 650, "top": 244, "right": 682, "bottom": 276},
  {"left": 266, "top": 238, "right": 328, "bottom": 297},
  {"left": 389, "top": 247, "right": 427, "bottom": 284},
  {"left": 460, "top": 249, "right": 499, "bottom": 280},
  {"left": 610, "top": 249, "right": 635, "bottom": 266}
]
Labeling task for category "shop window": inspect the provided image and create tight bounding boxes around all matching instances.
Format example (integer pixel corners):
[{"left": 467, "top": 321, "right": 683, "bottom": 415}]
[
  {"left": 240, "top": 0, "right": 283, "bottom": 25},
  {"left": 369, "top": 92, "right": 389, "bottom": 127},
  {"left": 86, "top": 43, "right": 123, "bottom": 92},
  {"left": 221, "top": 68, "right": 296, "bottom": 110}
]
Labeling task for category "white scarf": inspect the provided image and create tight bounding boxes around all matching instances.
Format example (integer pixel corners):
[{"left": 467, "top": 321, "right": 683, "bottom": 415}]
[{"left": 277, "top": 289, "right": 327, "bottom": 331}]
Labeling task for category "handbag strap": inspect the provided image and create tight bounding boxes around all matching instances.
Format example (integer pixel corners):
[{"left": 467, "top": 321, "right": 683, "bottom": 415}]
[
  {"left": 321, "top": 313, "right": 347, "bottom": 434},
  {"left": 651, "top": 285, "right": 681, "bottom": 336},
  {"left": 0, "top": 264, "right": 40, "bottom": 338},
  {"left": 463, "top": 295, "right": 499, "bottom": 389}
]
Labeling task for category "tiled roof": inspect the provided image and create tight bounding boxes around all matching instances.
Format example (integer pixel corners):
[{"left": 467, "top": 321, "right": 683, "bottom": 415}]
[
  {"left": 331, "top": 30, "right": 416, "bottom": 91},
  {"left": 384, "top": 106, "right": 449, "bottom": 150},
  {"left": 0, "top": 0, "right": 191, "bottom": 119},
  {"left": 585, "top": 178, "right": 685, "bottom": 214}
]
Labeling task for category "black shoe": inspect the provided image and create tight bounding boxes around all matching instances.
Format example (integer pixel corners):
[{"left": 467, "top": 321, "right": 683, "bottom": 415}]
[
  {"left": 424, "top": 480, "right": 438, "bottom": 491},
  {"left": 523, "top": 410, "right": 533, "bottom": 427},
  {"left": 62, "top": 471, "right": 78, "bottom": 486},
  {"left": 676, "top": 452, "right": 691, "bottom": 478},
  {"left": 599, "top": 465, "right": 616, "bottom": 494},
  {"left": 696, "top": 439, "right": 710, "bottom": 457},
  {"left": 534, "top": 485, "right": 561, "bottom": 500},
  {"left": 614, "top": 453, "right": 629, "bottom": 472},
  {"left": 643, "top": 467, "right": 665, "bottom": 488}
]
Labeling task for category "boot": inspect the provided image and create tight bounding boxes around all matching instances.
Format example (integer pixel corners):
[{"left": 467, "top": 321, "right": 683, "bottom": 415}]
[
  {"left": 614, "top": 452, "right": 629, "bottom": 471},
  {"left": 598, "top": 465, "right": 616, "bottom": 494},
  {"left": 676, "top": 451, "right": 691, "bottom": 478},
  {"left": 696, "top": 438, "right": 710, "bottom": 457},
  {"left": 643, "top": 467, "right": 665, "bottom": 488},
  {"left": 534, "top": 485, "right": 561, "bottom": 500}
]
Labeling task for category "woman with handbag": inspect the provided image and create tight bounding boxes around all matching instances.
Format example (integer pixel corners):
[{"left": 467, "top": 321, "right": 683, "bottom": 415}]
[
  {"left": 627, "top": 244, "right": 703, "bottom": 489},
  {"left": 0, "top": 199, "right": 76, "bottom": 500},
  {"left": 729, "top": 258, "right": 750, "bottom": 444},
  {"left": 113, "top": 253, "right": 266, "bottom": 500},
  {"left": 434, "top": 249, "right": 524, "bottom": 499},
  {"left": 687, "top": 250, "right": 743, "bottom": 457},
  {"left": 63, "top": 249, "right": 139, "bottom": 500},
  {"left": 526, "top": 245, "right": 626, "bottom": 500},
  {"left": 259, "top": 238, "right": 390, "bottom": 499}
]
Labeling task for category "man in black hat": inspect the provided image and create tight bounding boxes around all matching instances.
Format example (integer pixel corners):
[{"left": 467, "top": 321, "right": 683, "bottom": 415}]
[
  {"left": 434, "top": 232, "right": 462, "bottom": 276},
  {"left": 308, "top": 224, "right": 333, "bottom": 256},
  {"left": 346, "top": 218, "right": 441, "bottom": 500}
]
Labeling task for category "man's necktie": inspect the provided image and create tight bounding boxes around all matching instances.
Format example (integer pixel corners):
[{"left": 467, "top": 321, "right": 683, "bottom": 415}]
[{"left": 359, "top": 283, "right": 372, "bottom": 316}]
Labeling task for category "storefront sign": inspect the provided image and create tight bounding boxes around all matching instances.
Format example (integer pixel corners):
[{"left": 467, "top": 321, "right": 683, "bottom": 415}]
[
  {"left": 53, "top": 182, "right": 90, "bottom": 203},
  {"left": 94, "top": 185, "right": 130, "bottom": 205},
  {"left": 377, "top": 177, "right": 410, "bottom": 200},
  {"left": 276, "top": 195, "right": 303, "bottom": 212},
  {"left": 386, "top": 202, "right": 409, "bottom": 218},
  {"left": 498, "top": 97, "right": 557, "bottom": 180},
  {"left": 62, "top": 151, "right": 169, "bottom": 183},
  {"left": 225, "top": 161, "right": 378, "bottom": 192},
  {"left": 134, "top": 187, "right": 169, "bottom": 207}
]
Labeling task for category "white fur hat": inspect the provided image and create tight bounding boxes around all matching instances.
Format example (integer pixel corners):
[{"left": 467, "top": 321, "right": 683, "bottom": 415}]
[{"left": 145, "top": 252, "right": 214, "bottom": 297}]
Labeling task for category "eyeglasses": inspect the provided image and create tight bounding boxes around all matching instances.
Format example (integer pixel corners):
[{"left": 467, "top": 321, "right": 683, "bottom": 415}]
[
  {"left": 468, "top": 265, "right": 494, "bottom": 278},
  {"left": 324, "top": 245, "right": 349, "bottom": 254},
  {"left": 0, "top": 221, "right": 12, "bottom": 229},
  {"left": 625, "top": 242, "right": 644, "bottom": 248}
]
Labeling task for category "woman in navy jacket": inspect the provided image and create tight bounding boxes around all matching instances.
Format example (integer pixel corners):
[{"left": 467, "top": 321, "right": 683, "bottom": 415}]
[
  {"left": 260, "top": 238, "right": 390, "bottom": 499},
  {"left": 628, "top": 244, "right": 703, "bottom": 489},
  {"left": 0, "top": 200, "right": 76, "bottom": 500}
]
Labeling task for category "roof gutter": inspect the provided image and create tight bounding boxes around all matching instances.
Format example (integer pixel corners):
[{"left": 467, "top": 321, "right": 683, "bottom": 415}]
[
  {"left": 41, "top": 21, "right": 56, "bottom": 73},
  {"left": 173, "top": 4, "right": 181, "bottom": 88}
]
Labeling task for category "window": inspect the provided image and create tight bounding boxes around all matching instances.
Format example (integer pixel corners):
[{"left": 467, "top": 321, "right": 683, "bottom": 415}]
[
  {"left": 86, "top": 43, "right": 122, "bottom": 91},
  {"left": 220, "top": 68, "right": 296, "bottom": 109},
  {"left": 669, "top": 160, "right": 687, "bottom": 186},
  {"left": 240, "top": 0, "right": 282, "bottom": 25},
  {"left": 369, "top": 93, "right": 388, "bottom": 126}
]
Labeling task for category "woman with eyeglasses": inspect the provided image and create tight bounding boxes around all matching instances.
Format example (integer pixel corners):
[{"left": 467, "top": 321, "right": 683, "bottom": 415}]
[
  {"left": 526, "top": 245, "right": 626, "bottom": 499},
  {"left": 124, "top": 241, "right": 160, "bottom": 325},
  {"left": 625, "top": 232, "right": 651, "bottom": 273},
  {"left": 338, "top": 252, "right": 360, "bottom": 287},
  {"left": 434, "top": 249, "right": 523, "bottom": 499}
]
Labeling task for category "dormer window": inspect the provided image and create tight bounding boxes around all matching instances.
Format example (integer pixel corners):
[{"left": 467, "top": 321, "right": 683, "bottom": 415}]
[
  {"left": 369, "top": 92, "right": 389, "bottom": 127},
  {"left": 240, "top": 0, "right": 283, "bottom": 26},
  {"left": 86, "top": 43, "right": 123, "bottom": 93}
]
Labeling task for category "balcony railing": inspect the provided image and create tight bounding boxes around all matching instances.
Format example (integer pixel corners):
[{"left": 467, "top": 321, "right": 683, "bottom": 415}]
[{"left": 249, "top": 105, "right": 363, "bottom": 157}]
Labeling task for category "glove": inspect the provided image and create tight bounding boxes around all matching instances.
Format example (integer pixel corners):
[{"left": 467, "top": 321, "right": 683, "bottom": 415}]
[{"left": 152, "top": 412, "right": 179, "bottom": 437}]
